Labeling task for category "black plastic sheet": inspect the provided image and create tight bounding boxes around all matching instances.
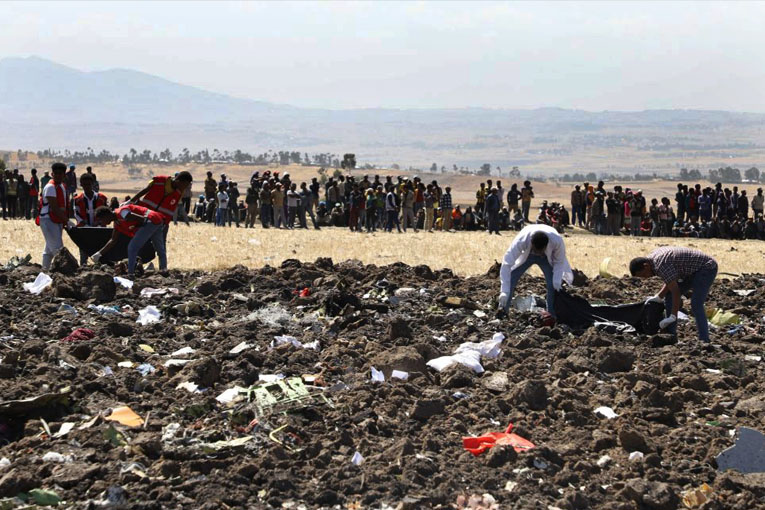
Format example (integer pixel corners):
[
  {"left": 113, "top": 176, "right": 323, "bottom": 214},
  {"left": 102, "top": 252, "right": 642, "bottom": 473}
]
[
  {"left": 66, "top": 227, "right": 156, "bottom": 264},
  {"left": 554, "top": 289, "right": 664, "bottom": 334}
]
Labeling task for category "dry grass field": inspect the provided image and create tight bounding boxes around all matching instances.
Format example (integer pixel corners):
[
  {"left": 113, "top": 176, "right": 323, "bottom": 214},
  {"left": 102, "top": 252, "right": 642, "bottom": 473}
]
[
  {"left": 2, "top": 219, "right": 764, "bottom": 278},
  {"left": 4, "top": 161, "right": 763, "bottom": 278}
]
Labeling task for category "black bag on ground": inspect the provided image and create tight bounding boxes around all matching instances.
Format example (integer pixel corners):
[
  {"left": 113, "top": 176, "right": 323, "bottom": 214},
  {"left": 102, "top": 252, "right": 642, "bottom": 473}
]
[
  {"left": 554, "top": 289, "right": 663, "bottom": 334},
  {"left": 66, "top": 227, "right": 156, "bottom": 264}
]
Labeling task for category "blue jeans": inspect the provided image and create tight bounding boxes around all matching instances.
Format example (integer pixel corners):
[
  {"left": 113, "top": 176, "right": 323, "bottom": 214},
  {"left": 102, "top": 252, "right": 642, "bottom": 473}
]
[
  {"left": 215, "top": 207, "right": 227, "bottom": 226},
  {"left": 128, "top": 222, "right": 166, "bottom": 275},
  {"left": 509, "top": 254, "right": 556, "bottom": 316},
  {"left": 663, "top": 263, "right": 717, "bottom": 342}
]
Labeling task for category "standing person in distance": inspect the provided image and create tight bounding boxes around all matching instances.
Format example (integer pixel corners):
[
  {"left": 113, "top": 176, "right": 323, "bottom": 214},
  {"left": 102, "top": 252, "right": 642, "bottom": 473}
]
[
  {"left": 630, "top": 247, "right": 718, "bottom": 343},
  {"left": 497, "top": 224, "right": 573, "bottom": 319}
]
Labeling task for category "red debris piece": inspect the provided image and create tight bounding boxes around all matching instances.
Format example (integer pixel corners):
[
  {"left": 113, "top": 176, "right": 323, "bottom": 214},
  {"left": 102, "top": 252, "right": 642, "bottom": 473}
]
[
  {"left": 462, "top": 423, "right": 535, "bottom": 456},
  {"left": 61, "top": 328, "right": 96, "bottom": 343}
]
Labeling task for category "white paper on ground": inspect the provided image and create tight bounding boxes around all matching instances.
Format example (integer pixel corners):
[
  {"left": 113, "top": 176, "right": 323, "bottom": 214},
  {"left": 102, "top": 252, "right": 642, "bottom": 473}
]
[
  {"left": 391, "top": 370, "right": 409, "bottom": 380},
  {"left": 454, "top": 333, "right": 505, "bottom": 359},
  {"left": 427, "top": 332, "right": 505, "bottom": 374},
  {"left": 177, "top": 381, "right": 201, "bottom": 393},
  {"left": 216, "top": 387, "right": 246, "bottom": 404},
  {"left": 140, "top": 287, "right": 179, "bottom": 297},
  {"left": 23, "top": 273, "right": 52, "bottom": 294},
  {"left": 351, "top": 451, "right": 364, "bottom": 466},
  {"left": 258, "top": 373, "right": 285, "bottom": 383},
  {"left": 53, "top": 422, "right": 76, "bottom": 438},
  {"left": 229, "top": 342, "right": 252, "bottom": 354},
  {"left": 594, "top": 406, "right": 619, "bottom": 419},
  {"left": 629, "top": 451, "right": 644, "bottom": 462},
  {"left": 137, "top": 306, "right": 161, "bottom": 325},
  {"left": 171, "top": 346, "right": 195, "bottom": 357},
  {"left": 163, "top": 359, "right": 192, "bottom": 367},
  {"left": 271, "top": 335, "right": 319, "bottom": 350},
  {"left": 427, "top": 350, "right": 484, "bottom": 374},
  {"left": 370, "top": 367, "right": 385, "bottom": 382},
  {"left": 113, "top": 277, "right": 134, "bottom": 289}
]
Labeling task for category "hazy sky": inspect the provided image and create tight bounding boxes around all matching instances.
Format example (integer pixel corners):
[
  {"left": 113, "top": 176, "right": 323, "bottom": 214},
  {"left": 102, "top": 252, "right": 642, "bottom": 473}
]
[{"left": 2, "top": 1, "right": 765, "bottom": 111}]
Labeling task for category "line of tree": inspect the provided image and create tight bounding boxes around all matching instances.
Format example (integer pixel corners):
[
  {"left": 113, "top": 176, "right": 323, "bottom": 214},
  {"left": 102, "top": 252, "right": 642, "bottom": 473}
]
[{"left": 33, "top": 148, "right": 345, "bottom": 168}]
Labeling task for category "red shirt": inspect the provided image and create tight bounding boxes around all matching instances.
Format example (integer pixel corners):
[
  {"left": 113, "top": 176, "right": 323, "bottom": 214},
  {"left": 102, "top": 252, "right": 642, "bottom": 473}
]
[{"left": 114, "top": 204, "right": 163, "bottom": 237}]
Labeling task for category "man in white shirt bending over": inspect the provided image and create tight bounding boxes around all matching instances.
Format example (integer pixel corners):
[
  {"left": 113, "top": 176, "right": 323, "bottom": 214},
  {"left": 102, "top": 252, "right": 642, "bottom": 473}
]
[{"left": 498, "top": 224, "right": 573, "bottom": 318}]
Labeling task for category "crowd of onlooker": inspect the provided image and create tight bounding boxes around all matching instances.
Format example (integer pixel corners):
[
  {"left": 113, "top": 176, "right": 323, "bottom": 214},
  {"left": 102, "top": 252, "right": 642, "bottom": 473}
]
[
  {"left": 191, "top": 171, "right": 538, "bottom": 233},
  {"left": 1, "top": 165, "right": 105, "bottom": 220},
  {"left": 5, "top": 163, "right": 765, "bottom": 241},
  {"left": 570, "top": 181, "right": 765, "bottom": 240}
]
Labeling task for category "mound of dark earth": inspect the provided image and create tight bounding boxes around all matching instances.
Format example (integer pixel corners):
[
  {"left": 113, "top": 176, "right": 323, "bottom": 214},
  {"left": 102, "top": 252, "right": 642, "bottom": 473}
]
[{"left": 0, "top": 259, "right": 764, "bottom": 509}]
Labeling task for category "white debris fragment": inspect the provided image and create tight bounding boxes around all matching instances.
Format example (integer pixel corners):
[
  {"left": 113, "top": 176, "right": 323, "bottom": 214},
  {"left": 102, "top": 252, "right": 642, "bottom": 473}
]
[
  {"left": 596, "top": 455, "right": 612, "bottom": 467},
  {"left": 370, "top": 367, "right": 385, "bottom": 383},
  {"left": 258, "top": 373, "right": 285, "bottom": 383},
  {"left": 351, "top": 451, "right": 364, "bottom": 466},
  {"left": 163, "top": 359, "right": 192, "bottom": 367},
  {"left": 216, "top": 387, "right": 246, "bottom": 405},
  {"left": 271, "top": 335, "right": 319, "bottom": 351},
  {"left": 171, "top": 346, "right": 196, "bottom": 357},
  {"left": 23, "top": 273, "right": 52, "bottom": 294},
  {"left": 177, "top": 381, "right": 201, "bottom": 393},
  {"left": 42, "top": 452, "right": 73, "bottom": 463},
  {"left": 594, "top": 406, "right": 619, "bottom": 419},
  {"left": 113, "top": 276, "right": 134, "bottom": 289},
  {"left": 229, "top": 342, "right": 252, "bottom": 354},
  {"left": 426, "top": 333, "right": 505, "bottom": 374},
  {"left": 629, "top": 451, "right": 644, "bottom": 462},
  {"left": 391, "top": 370, "right": 409, "bottom": 380},
  {"left": 136, "top": 305, "right": 161, "bottom": 325}
]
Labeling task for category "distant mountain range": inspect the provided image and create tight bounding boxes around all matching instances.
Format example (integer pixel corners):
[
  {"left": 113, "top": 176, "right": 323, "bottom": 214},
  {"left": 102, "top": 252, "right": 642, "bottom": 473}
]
[{"left": 2, "top": 56, "right": 765, "bottom": 172}]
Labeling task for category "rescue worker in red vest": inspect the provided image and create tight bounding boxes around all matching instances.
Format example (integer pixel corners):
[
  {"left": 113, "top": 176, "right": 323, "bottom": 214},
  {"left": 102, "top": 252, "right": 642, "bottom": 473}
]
[
  {"left": 38, "top": 162, "right": 72, "bottom": 270},
  {"left": 92, "top": 204, "right": 165, "bottom": 277},
  {"left": 128, "top": 171, "right": 192, "bottom": 272},
  {"left": 73, "top": 173, "right": 109, "bottom": 264}
]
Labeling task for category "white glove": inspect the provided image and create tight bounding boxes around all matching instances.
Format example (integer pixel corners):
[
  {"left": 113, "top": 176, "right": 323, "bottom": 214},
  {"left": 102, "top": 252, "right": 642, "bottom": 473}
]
[
  {"left": 498, "top": 293, "right": 509, "bottom": 310},
  {"left": 659, "top": 314, "right": 677, "bottom": 329},
  {"left": 91, "top": 251, "right": 102, "bottom": 264},
  {"left": 645, "top": 295, "right": 664, "bottom": 304}
]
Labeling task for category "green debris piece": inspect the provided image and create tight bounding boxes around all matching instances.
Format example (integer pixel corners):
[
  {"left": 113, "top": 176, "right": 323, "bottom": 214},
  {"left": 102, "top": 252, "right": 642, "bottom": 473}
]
[
  {"left": 28, "top": 489, "right": 62, "bottom": 506},
  {"left": 242, "top": 377, "right": 331, "bottom": 417},
  {"left": 706, "top": 421, "right": 722, "bottom": 427},
  {"left": 104, "top": 424, "right": 128, "bottom": 447}
]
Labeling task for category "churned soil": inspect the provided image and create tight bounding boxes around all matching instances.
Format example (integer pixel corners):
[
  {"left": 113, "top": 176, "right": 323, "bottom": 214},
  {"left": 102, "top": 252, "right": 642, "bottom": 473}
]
[{"left": 0, "top": 256, "right": 764, "bottom": 509}]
